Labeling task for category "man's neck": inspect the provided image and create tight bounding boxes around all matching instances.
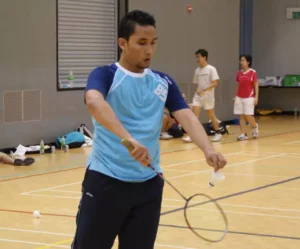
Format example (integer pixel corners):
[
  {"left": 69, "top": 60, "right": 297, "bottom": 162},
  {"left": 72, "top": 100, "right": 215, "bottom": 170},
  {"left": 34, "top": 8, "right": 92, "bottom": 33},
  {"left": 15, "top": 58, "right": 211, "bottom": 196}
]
[
  {"left": 119, "top": 57, "right": 144, "bottom": 73},
  {"left": 199, "top": 62, "right": 208, "bottom": 68}
]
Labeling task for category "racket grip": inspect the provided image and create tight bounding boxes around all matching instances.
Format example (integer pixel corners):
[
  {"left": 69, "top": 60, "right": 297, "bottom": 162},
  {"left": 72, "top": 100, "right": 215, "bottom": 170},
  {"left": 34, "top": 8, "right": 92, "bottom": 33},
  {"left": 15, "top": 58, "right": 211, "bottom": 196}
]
[{"left": 209, "top": 170, "right": 225, "bottom": 187}]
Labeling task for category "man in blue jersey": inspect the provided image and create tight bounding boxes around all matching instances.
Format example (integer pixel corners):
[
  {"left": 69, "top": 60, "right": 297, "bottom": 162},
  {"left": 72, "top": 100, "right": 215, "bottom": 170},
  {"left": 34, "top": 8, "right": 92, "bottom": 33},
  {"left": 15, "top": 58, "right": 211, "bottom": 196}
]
[{"left": 72, "top": 10, "right": 227, "bottom": 249}]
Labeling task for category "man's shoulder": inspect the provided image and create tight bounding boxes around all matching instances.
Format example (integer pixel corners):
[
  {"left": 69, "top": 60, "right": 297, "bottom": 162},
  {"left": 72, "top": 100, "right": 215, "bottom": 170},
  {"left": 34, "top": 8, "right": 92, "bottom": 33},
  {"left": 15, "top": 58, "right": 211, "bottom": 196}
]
[
  {"left": 207, "top": 64, "right": 217, "bottom": 71},
  {"left": 148, "top": 69, "right": 175, "bottom": 86},
  {"left": 90, "top": 63, "right": 118, "bottom": 76}
]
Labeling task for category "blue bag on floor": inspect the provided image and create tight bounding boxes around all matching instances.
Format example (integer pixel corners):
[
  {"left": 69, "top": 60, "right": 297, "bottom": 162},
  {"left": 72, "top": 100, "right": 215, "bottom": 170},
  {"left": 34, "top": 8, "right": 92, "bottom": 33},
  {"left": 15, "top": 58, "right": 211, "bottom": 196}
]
[{"left": 56, "top": 131, "right": 85, "bottom": 149}]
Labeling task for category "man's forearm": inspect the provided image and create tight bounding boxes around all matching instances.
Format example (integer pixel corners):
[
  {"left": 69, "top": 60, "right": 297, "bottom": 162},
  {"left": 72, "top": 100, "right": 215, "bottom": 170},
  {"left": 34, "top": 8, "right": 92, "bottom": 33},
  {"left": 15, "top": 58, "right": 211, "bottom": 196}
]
[
  {"left": 173, "top": 109, "right": 215, "bottom": 154},
  {"left": 87, "top": 97, "right": 131, "bottom": 139},
  {"left": 204, "top": 81, "right": 218, "bottom": 91}
]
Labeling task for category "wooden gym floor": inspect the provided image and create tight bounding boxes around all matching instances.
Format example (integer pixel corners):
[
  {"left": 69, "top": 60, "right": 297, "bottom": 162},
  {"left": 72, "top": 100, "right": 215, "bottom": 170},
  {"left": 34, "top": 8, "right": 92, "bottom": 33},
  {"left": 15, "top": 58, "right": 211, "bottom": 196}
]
[{"left": 1, "top": 116, "right": 300, "bottom": 249}]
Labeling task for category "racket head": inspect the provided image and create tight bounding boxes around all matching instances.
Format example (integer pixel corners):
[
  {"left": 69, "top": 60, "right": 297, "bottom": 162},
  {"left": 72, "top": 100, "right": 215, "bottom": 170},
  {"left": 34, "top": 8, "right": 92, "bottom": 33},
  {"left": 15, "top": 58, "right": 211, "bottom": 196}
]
[{"left": 183, "top": 193, "right": 228, "bottom": 243}]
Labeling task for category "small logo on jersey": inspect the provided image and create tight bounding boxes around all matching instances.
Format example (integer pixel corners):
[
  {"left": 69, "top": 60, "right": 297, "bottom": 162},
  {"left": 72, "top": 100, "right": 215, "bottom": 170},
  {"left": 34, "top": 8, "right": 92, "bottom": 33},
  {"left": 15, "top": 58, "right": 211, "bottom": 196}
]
[{"left": 154, "top": 84, "right": 168, "bottom": 102}]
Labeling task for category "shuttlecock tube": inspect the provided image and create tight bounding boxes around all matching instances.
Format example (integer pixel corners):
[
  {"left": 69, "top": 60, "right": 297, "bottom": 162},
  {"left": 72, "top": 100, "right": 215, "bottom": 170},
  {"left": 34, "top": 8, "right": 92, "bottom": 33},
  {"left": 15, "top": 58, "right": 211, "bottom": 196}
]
[{"left": 33, "top": 210, "right": 41, "bottom": 218}]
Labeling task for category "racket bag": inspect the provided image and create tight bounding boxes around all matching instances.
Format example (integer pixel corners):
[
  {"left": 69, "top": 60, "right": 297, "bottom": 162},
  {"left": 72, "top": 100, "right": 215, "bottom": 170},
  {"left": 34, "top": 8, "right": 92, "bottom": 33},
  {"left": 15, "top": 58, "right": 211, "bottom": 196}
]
[
  {"left": 56, "top": 131, "right": 85, "bottom": 149},
  {"left": 75, "top": 124, "right": 93, "bottom": 140}
]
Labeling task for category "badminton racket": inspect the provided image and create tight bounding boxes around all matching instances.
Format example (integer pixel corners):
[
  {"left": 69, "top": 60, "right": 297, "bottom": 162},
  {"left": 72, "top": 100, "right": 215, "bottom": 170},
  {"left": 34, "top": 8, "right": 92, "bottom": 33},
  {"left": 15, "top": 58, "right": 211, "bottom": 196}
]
[{"left": 121, "top": 138, "right": 229, "bottom": 243}]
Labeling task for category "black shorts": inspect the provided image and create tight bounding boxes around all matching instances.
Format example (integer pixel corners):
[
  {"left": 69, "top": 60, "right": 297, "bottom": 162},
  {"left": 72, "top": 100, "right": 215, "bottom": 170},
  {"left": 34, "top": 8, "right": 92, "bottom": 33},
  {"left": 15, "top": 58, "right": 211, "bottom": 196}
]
[
  {"left": 71, "top": 169, "right": 164, "bottom": 249},
  {"left": 167, "top": 123, "right": 184, "bottom": 138}
]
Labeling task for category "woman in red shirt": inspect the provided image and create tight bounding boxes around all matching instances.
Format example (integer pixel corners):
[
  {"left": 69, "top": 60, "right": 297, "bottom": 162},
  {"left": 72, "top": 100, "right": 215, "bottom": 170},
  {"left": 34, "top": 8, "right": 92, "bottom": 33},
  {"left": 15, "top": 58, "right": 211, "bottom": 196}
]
[{"left": 234, "top": 55, "right": 259, "bottom": 141}]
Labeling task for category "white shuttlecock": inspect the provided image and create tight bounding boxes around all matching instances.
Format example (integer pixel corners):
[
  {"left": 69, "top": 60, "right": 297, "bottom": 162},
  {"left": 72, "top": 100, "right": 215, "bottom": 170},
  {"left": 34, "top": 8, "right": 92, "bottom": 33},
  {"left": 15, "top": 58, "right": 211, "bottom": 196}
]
[
  {"left": 209, "top": 170, "right": 225, "bottom": 187},
  {"left": 33, "top": 210, "right": 41, "bottom": 218}
]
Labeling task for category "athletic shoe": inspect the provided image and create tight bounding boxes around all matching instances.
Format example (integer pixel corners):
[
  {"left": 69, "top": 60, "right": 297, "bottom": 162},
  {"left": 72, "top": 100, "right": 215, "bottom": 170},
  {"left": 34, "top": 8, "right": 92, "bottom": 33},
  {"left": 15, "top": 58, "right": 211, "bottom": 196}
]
[
  {"left": 211, "top": 133, "right": 222, "bottom": 142},
  {"left": 237, "top": 133, "right": 248, "bottom": 141},
  {"left": 14, "top": 157, "right": 35, "bottom": 166},
  {"left": 160, "top": 132, "right": 173, "bottom": 140},
  {"left": 182, "top": 136, "right": 192, "bottom": 143},
  {"left": 252, "top": 124, "right": 259, "bottom": 138}
]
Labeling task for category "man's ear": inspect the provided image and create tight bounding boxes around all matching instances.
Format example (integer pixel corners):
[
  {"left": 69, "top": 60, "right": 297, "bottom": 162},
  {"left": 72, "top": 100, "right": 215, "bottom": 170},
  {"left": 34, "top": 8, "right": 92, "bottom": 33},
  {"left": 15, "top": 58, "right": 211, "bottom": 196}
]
[{"left": 118, "top": 38, "right": 127, "bottom": 51}]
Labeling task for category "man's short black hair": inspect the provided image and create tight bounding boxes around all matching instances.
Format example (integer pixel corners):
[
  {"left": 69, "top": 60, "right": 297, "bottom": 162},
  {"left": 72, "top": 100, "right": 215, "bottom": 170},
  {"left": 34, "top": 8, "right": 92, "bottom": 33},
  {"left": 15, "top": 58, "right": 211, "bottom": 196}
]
[
  {"left": 240, "top": 54, "right": 252, "bottom": 67},
  {"left": 119, "top": 10, "right": 156, "bottom": 40},
  {"left": 195, "top": 49, "right": 208, "bottom": 60}
]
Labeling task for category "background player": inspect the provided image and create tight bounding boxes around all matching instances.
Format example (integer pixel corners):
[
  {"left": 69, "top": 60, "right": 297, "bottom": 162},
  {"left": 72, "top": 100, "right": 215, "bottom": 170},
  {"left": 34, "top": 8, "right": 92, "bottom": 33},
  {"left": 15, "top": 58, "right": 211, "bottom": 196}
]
[
  {"left": 72, "top": 10, "right": 227, "bottom": 249},
  {"left": 234, "top": 55, "right": 259, "bottom": 141},
  {"left": 183, "top": 49, "right": 222, "bottom": 143}
]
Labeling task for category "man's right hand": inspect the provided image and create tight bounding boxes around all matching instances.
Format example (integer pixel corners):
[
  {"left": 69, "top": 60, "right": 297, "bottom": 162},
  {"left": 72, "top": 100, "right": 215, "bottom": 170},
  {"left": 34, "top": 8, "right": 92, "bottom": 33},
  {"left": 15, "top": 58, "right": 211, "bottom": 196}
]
[
  {"left": 197, "top": 89, "right": 204, "bottom": 95},
  {"left": 127, "top": 138, "right": 151, "bottom": 167}
]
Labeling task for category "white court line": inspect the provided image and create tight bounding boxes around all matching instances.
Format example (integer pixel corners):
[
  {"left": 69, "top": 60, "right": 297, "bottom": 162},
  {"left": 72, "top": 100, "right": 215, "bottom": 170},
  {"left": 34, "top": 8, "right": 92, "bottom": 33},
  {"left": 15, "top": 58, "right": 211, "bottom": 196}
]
[
  {"left": 0, "top": 239, "right": 68, "bottom": 248},
  {"left": 284, "top": 155, "right": 300, "bottom": 159},
  {"left": 20, "top": 152, "right": 242, "bottom": 195},
  {"left": 0, "top": 228, "right": 197, "bottom": 249},
  {"left": 165, "top": 171, "right": 291, "bottom": 178},
  {"left": 284, "top": 140, "right": 300, "bottom": 145},
  {"left": 20, "top": 152, "right": 287, "bottom": 196},
  {"left": 163, "top": 151, "right": 243, "bottom": 169},
  {"left": 161, "top": 205, "right": 300, "bottom": 219},
  {"left": 164, "top": 169, "right": 198, "bottom": 173},
  {"left": 167, "top": 154, "right": 286, "bottom": 180},
  {"left": 240, "top": 153, "right": 277, "bottom": 157},
  {"left": 223, "top": 172, "right": 291, "bottom": 178},
  {"left": 45, "top": 189, "right": 81, "bottom": 193},
  {"left": 21, "top": 181, "right": 81, "bottom": 195},
  {"left": 22, "top": 154, "right": 286, "bottom": 198},
  {"left": 163, "top": 199, "right": 300, "bottom": 212}
]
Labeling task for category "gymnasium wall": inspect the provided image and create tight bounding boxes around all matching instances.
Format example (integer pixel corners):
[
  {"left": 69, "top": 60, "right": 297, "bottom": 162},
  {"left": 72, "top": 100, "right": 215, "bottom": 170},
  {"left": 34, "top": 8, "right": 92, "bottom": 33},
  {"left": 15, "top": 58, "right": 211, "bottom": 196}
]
[
  {"left": 0, "top": 0, "right": 91, "bottom": 149},
  {"left": 128, "top": 0, "right": 241, "bottom": 122},
  {"left": 253, "top": 0, "right": 300, "bottom": 110},
  {"left": 0, "top": 0, "right": 240, "bottom": 149}
]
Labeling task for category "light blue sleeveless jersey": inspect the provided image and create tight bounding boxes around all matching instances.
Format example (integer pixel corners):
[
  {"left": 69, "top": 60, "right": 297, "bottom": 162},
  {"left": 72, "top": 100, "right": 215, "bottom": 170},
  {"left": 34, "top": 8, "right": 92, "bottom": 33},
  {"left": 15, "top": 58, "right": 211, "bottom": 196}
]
[{"left": 85, "top": 63, "right": 188, "bottom": 182}]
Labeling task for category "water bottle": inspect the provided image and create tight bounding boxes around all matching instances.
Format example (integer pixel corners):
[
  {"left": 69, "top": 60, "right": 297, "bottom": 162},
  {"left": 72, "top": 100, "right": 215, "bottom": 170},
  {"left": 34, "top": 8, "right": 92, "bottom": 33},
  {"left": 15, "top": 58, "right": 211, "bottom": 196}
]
[
  {"left": 68, "top": 70, "right": 75, "bottom": 88},
  {"left": 294, "top": 108, "right": 298, "bottom": 116},
  {"left": 40, "top": 140, "right": 45, "bottom": 155},
  {"left": 61, "top": 136, "right": 67, "bottom": 152}
]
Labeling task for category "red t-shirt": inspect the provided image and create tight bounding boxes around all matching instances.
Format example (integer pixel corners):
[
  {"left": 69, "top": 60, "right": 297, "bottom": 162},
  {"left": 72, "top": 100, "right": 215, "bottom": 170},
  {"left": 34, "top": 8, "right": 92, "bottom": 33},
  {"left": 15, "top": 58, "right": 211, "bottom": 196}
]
[{"left": 236, "top": 69, "right": 257, "bottom": 98}]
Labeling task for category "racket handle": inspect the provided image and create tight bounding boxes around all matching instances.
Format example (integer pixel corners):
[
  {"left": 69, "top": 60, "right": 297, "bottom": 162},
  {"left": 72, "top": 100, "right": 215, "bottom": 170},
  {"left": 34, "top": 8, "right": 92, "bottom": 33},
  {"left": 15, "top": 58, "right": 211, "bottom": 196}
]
[{"left": 209, "top": 170, "right": 225, "bottom": 187}]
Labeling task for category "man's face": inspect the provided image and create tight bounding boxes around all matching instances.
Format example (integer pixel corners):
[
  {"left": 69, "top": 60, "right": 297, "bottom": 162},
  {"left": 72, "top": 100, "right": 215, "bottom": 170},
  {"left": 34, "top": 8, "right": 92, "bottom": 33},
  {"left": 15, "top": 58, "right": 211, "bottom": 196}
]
[
  {"left": 196, "top": 54, "right": 206, "bottom": 66},
  {"left": 119, "top": 24, "right": 157, "bottom": 70}
]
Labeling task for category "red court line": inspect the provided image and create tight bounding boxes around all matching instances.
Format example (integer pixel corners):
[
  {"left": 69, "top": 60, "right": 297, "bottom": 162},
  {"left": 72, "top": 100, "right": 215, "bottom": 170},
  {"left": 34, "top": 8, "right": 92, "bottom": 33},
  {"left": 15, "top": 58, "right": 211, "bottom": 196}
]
[
  {"left": 1, "top": 129, "right": 299, "bottom": 183},
  {"left": 0, "top": 208, "right": 75, "bottom": 218}
]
